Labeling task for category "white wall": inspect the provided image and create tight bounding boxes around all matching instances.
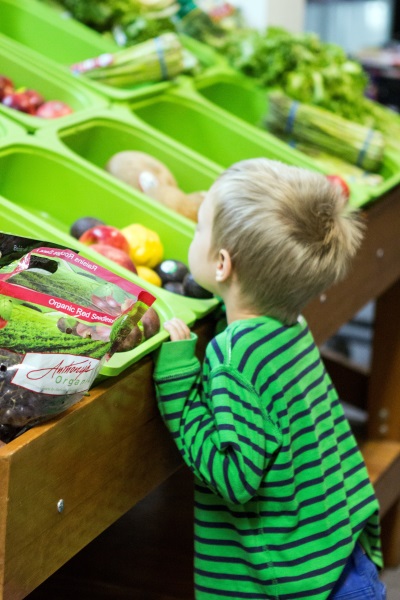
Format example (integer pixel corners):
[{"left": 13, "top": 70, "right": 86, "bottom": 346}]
[
  {"left": 305, "top": 0, "right": 394, "bottom": 55},
  {"left": 230, "top": 0, "right": 306, "bottom": 33}
]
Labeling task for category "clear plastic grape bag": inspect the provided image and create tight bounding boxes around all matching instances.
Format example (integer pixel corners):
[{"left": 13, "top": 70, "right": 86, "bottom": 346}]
[{"left": 0, "top": 234, "right": 155, "bottom": 443}]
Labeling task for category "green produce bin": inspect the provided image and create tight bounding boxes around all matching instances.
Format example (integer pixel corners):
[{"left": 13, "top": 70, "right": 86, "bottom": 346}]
[
  {"left": 0, "top": 195, "right": 197, "bottom": 377},
  {"left": 128, "top": 83, "right": 370, "bottom": 207},
  {"left": 0, "top": 115, "right": 27, "bottom": 139},
  {"left": 0, "top": 137, "right": 219, "bottom": 320},
  {"left": 128, "top": 84, "right": 317, "bottom": 169},
  {"left": 0, "top": 35, "right": 107, "bottom": 132},
  {"left": 192, "top": 67, "right": 400, "bottom": 206},
  {"left": 36, "top": 107, "right": 222, "bottom": 197},
  {"left": 0, "top": 0, "right": 174, "bottom": 102}
]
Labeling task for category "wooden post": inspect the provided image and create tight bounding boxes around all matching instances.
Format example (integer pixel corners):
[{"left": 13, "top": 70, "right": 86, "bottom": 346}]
[{"left": 367, "top": 278, "right": 400, "bottom": 441}]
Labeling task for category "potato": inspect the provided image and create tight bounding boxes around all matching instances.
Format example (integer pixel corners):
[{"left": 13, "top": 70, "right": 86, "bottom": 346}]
[
  {"left": 105, "top": 151, "right": 177, "bottom": 190},
  {"left": 148, "top": 185, "right": 204, "bottom": 222},
  {"left": 187, "top": 191, "right": 207, "bottom": 205}
]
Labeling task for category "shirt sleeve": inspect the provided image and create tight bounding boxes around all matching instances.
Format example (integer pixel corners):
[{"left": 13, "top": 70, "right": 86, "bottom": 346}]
[{"left": 154, "top": 343, "right": 281, "bottom": 504}]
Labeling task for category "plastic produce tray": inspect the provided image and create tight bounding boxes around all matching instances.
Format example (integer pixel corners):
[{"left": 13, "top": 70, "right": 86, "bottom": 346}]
[
  {"left": 0, "top": 0, "right": 174, "bottom": 102},
  {"left": 0, "top": 115, "right": 27, "bottom": 139},
  {"left": 0, "top": 198, "right": 197, "bottom": 376},
  {"left": 0, "top": 137, "right": 219, "bottom": 337},
  {"left": 0, "top": 35, "right": 107, "bottom": 132},
  {"left": 192, "top": 67, "right": 400, "bottom": 207},
  {"left": 36, "top": 107, "right": 222, "bottom": 199},
  {"left": 127, "top": 80, "right": 371, "bottom": 208}
]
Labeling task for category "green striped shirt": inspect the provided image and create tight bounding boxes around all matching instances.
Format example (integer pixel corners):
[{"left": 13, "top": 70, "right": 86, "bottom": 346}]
[{"left": 154, "top": 315, "right": 382, "bottom": 599}]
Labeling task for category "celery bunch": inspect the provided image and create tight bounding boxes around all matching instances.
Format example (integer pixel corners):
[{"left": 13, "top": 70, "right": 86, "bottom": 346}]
[
  {"left": 71, "top": 32, "right": 184, "bottom": 87},
  {"left": 266, "top": 91, "right": 384, "bottom": 173}
]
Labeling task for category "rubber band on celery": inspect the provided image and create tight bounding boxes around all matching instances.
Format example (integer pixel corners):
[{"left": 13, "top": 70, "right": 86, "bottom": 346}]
[
  {"left": 154, "top": 37, "right": 169, "bottom": 80},
  {"left": 285, "top": 101, "right": 300, "bottom": 134},
  {"left": 357, "top": 128, "right": 375, "bottom": 169}
]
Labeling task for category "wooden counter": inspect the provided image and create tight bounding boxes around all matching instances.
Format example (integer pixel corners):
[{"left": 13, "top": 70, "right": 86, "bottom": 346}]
[{"left": 1, "top": 189, "right": 400, "bottom": 598}]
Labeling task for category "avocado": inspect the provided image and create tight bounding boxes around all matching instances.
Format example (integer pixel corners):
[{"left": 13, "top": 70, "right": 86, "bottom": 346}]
[
  {"left": 155, "top": 259, "right": 189, "bottom": 284},
  {"left": 70, "top": 217, "right": 106, "bottom": 240},
  {"left": 182, "top": 274, "right": 213, "bottom": 299},
  {"left": 163, "top": 281, "right": 185, "bottom": 295}
]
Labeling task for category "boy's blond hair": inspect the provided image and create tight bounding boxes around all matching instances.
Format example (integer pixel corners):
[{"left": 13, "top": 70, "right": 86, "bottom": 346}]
[{"left": 209, "top": 158, "right": 364, "bottom": 324}]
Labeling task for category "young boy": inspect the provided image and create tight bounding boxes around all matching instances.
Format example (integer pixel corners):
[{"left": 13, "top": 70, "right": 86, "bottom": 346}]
[{"left": 153, "top": 158, "right": 386, "bottom": 599}]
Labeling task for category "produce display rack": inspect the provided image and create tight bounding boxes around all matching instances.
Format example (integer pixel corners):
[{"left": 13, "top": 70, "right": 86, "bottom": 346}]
[
  {"left": 0, "top": 178, "right": 400, "bottom": 599},
  {"left": 190, "top": 65, "right": 400, "bottom": 207},
  {"left": 0, "top": 0, "right": 173, "bottom": 102},
  {"left": 0, "top": 0, "right": 400, "bottom": 598},
  {"left": 0, "top": 35, "right": 107, "bottom": 132}
]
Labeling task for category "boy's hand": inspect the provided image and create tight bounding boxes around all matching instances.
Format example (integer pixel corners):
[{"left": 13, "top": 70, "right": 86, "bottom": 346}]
[{"left": 163, "top": 318, "right": 191, "bottom": 341}]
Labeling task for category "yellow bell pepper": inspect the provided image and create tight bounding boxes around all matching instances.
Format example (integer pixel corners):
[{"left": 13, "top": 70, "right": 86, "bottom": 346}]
[{"left": 121, "top": 223, "right": 164, "bottom": 268}]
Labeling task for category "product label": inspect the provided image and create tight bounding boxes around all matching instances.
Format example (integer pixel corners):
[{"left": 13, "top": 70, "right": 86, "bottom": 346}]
[{"left": 12, "top": 353, "right": 102, "bottom": 395}]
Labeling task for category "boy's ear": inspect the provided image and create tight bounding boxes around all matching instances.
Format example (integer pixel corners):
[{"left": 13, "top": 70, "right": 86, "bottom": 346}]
[{"left": 215, "top": 249, "right": 232, "bottom": 282}]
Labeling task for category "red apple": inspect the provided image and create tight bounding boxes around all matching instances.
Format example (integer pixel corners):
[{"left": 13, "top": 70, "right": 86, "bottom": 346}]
[
  {"left": 35, "top": 100, "right": 73, "bottom": 119},
  {"left": 0, "top": 75, "right": 14, "bottom": 101},
  {"left": 326, "top": 174, "right": 350, "bottom": 201},
  {"left": 2, "top": 91, "right": 34, "bottom": 114},
  {"left": 89, "top": 243, "right": 138, "bottom": 273},
  {"left": 24, "top": 89, "right": 45, "bottom": 113},
  {"left": 79, "top": 225, "right": 130, "bottom": 253}
]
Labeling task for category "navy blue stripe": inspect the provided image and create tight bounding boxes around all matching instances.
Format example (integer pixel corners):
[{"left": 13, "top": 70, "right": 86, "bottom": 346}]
[
  {"left": 252, "top": 327, "right": 310, "bottom": 386},
  {"left": 231, "top": 451, "right": 258, "bottom": 499},
  {"left": 211, "top": 337, "right": 224, "bottom": 363},
  {"left": 231, "top": 321, "right": 266, "bottom": 346},
  {"left": 212, "top": 388, "right": 262, "bottom": 416},
  {"left": 266, "top": 524, "right": 352, "bottom": 553},
  {"left": 237, "top": 434, "right": 267, "bottom": 458},
  {"left": 195, "top": 567, "right": 275, "bottom": 585},
  {"left": 237, "top": 325, "right": 287, "bottom": 372},
  {"left": 207, "top": 445, "right": 218, "bottom": 490},
  {"left": 263, "top": 353, "right": 321, "bottom": 405},
  {"left": 195, "top": 539, "right": 267, "bottom": 555},
  {"left": 223, "top": 454, "right": 236, "bottom": 503},
  {"left": 195, "top": 582, "right": 268, "bottom": 599}
]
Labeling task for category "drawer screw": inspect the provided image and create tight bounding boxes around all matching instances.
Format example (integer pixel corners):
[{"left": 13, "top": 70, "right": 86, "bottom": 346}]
[
  {"left": 320, "top": 294, "right": 327, "bottom": 303},
  {"left": 378, "top": 408, "right": 389, "bottom": 420},
  {"left": 57, "top": 499, "right": 65, "bottom": 513},
  {"left": 376, "top": 248, "right": 384, "bottom": 259}
]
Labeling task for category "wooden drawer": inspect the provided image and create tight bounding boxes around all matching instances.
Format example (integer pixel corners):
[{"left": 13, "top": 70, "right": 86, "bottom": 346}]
[{"left": 0, "top": 355, "right": 182, "bottom": 600}]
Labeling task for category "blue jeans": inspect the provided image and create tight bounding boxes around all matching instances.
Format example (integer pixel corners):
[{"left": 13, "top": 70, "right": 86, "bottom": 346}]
[{"left": 330, "top": 544, "right": 387, "bottom": 599}]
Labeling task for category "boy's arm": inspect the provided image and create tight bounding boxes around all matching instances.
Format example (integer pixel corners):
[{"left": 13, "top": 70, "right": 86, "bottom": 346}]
[{"left": 154, "top": 328, "right": 281, "bottom": 504}]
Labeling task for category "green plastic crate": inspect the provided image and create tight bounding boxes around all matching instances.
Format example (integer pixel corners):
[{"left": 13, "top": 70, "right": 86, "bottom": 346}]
[
  {"left": 128, "top": 83, "right": 330, "bottom": 170},
  {"left": 36, "top": 107, "right": 222, "bottom": 196},
  {"left": 128, "top": 80, "right": 373, "bottom": 208},
  {"left": 0, "top": 136, "right": 219, "bottom": 319},
  {"left": 0, "top": 194, "right": 197, "bottom": 377},
  {"left": 192, "top": 67, "right": 400, "bottom": 206},
  {"left": 0, "top": 0, "right": 174, "bottom": 102},
  {"left": 0, "top": 35, "right": 107, "bottom": 132},
  {"left": 0, "top": 114, "right": 27, "bottom": 139}
]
